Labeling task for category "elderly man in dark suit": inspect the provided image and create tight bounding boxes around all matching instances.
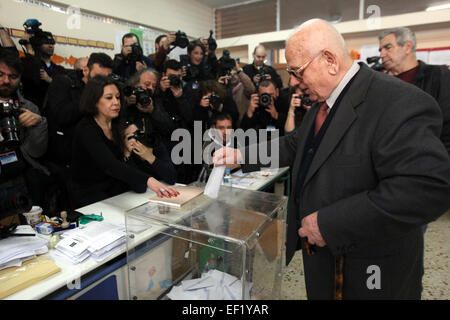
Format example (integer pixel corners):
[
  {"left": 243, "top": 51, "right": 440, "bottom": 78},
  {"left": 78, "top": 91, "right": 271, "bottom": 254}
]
[{"left": 213, "top": 19, "right": 450, "bottom": 300}]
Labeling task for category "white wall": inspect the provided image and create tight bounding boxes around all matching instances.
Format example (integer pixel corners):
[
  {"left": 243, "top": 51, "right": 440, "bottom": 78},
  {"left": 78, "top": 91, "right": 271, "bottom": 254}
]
[
  {"left": 0, "top": 0, "right": 214, "bottom": 68},
  {"left": 218, "top": 8, "right": 450, "bottom": 64},
  {"left": 54, "top": 0, "right": 214, "bottom": 38}
]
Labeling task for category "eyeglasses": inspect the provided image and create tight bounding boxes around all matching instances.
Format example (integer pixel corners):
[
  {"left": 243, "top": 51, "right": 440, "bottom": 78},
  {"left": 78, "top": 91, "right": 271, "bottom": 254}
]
[{"left": 286, "top": 50, "right": 323, "bottom": 81}]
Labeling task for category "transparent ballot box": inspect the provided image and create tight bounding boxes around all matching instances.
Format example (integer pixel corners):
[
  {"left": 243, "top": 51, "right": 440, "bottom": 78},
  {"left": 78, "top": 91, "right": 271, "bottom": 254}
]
[{"left": 125, "top": 184, "right": 287, "bottom": 300}]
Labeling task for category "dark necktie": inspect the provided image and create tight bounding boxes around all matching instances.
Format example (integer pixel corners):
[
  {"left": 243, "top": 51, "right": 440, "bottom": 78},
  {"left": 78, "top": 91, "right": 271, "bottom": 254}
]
[{"left": 314, "top": 102, "right": 329, "bottom": 135}]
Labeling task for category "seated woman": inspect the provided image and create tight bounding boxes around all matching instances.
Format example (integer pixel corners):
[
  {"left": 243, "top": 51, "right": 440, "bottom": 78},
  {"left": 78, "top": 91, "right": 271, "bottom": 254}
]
[
  {"left": 122, "top": 121, "right": 176, "bottom": 185},
  {"left": 71, "top": 75, "right": 178, "bottom": 208}
]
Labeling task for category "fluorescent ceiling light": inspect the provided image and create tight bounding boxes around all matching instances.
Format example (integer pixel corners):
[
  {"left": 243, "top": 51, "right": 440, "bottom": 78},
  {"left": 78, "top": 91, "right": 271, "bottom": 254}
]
[{"left": 426, "top": 3, "right": 450, "bottom": 11}]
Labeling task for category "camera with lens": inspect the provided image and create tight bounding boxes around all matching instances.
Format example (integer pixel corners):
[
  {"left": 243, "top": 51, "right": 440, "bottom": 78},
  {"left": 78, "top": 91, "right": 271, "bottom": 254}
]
[
  {"left": 207, "top": 93, "right": 222, "bottom": 110},
  {"left": 168, "top": 74, "right": 182, "bottom": 87},
  {"left": 0, "top": 101, "right": 22, "bottom": 149},
  {"left": 259, "top": 93, "right": 272, "bottom": 108},
  {"left": 18, "top": 19, "right": 55, "bottom": 48},
  {"left": 367, "top": 56, "right": 385, "bottom": 72},
  {"left": 173, "top": 30, "right": 189, "bottom": 49},
  {"left": 218, "top": 49, "right": 236, "bottom": 77},
  {"left": 207, "top": 30, "right": 217, "bottom": 51},
  {"left": 128, "top": 129, "right": 159, "bottom": 149},
  {"left": 0, "top": 186, "right": 33, "bottom": 219},
  {"left": 126, "top": 43, "right": 144, "bottom": 63},
  {"left": 123, "top": 86, "right": 153, "bottom": 108}
]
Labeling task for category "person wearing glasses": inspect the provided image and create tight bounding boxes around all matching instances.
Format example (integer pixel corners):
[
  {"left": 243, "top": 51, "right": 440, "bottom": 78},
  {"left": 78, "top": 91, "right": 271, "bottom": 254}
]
[{"left": 213, "top": 19, "right": 450, "bottom": 300}]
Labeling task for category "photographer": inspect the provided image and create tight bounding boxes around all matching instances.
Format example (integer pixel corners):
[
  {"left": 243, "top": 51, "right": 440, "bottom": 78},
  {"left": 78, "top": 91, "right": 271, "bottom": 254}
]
[
  {"left": 19, "top": 21, "right": 65, "bottom": 110},
  {"left": 193, "top": 80, "right": 238, "bottom": 134},
  {"left": 243, "top": 45, "right": 283, "bottom": 89},
  {"left": 158, "top": 59, "right": 194, "bottom": 142},
  {"left": 124, "top": 68, "right": 174, "bottom": 152},
  {"left": 44, "top": 53, "right": 113, "bottom": 167},
  {"left": 0, "top": 49, "right": 48, "bottom": 219},
  {"left": 149, "top": 33, "right": 176, "bottom": 73},
  {"left": 122, "top": 121, "right": 176, "bottom": 185},
  {"left": 217, "top": 51, "right": 255, "bottom": 127},
  {"left": 283, "top": 80, "right": 314, "bottom": 135},
  {"left": 71, "top": 75, "right": 178, "bottom": 208},
  {"left": 182, "top": 40, "right": 218, "bottom": 93},
  {"left": 240, "top": 79, "right": 287, "bottom": 136},
  {"left": 113, "top": 33, "right": 153, "bottom": 80}
]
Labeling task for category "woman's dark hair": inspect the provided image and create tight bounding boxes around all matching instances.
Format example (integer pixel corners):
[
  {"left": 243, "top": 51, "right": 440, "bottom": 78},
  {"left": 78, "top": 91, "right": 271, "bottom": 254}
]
[
  {"left": 79, "top": 75, "right": 125, "bottom": 145},
  {"left": 187, "top": 40, "right": 206, "bottom": 56},
  {"left": 194, "top": 80, "right": 226, "bottom": 106}
]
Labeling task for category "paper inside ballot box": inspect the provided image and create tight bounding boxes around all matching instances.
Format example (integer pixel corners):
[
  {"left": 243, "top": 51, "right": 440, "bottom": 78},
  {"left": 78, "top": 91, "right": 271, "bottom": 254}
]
[
  {"left": 228, "top": 209, "right": 283, "bottom": 262},
  {"left": 0, "top": 255, "right": 61, "bottom": 299}
]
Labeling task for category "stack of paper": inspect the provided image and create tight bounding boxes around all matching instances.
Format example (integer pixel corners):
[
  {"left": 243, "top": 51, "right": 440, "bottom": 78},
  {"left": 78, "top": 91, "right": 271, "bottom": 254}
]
[
  {"left": 52, "top": 221, "right": 126, "bottom": 264},
  {"left": 167, "top": 270, "right": 253, "bottom": 300},
  {"left": 0, "top": 226, "right": 49, "bottom": 271}
]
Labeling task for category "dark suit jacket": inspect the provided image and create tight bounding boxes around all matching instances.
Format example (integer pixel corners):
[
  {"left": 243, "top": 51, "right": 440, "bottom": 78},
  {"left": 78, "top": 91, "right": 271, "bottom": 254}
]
[{"left": 244, "top": 63, "right": 450, "bottom": 299}]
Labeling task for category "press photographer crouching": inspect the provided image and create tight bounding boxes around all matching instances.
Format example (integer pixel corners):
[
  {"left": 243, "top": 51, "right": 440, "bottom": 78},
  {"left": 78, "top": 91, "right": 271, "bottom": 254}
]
[
  {"left": 124, "top": 68, "right": 175, "bottom": 153},
  {"left": 0, "top": 48, "right": 48, "bottom": 220},
  {"left": 122, "top": 121, "right": 176, "bottom": 185},
  {"left": 70, "top": 75, "right": 178, "bottom": 209},
  {"left": 113, "top": 33, "right": 154, "bottom": 80},
  {"left": 240, "top": 79, "right": 288, "bottom": 137}
]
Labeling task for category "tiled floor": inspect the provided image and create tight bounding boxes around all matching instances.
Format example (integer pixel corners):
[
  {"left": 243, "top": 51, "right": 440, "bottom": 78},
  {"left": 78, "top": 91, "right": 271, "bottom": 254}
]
[{"left": 281, "top": 210, "right": 450, "bottom": 300}]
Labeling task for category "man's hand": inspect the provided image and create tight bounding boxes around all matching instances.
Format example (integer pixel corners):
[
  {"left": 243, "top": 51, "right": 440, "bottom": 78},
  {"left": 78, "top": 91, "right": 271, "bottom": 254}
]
[
  {"left": 170, "top": 85, "right": 183, "bottom": 98},
  {"left": 131, "top": 140, "right": 156, "bottom": 164},
  {"left": 298, "top": 211, "right": 326, "bottom": 247},
  {"left": 218, "top": 76, "right": 230, "bottom": 86},
  {"left": 247, "top": 93, "right": 259, "bottom": 118},
  {"left": 266, "top": 103, "right": 278, "bottom": 120},
  {"left": 136, "top": 61, "right": 147, "bottom": 72},
  {"left": 40, "top": 69, "right": 52, "bottom": 83},
  {"left": 253, "top": 75, "right": 261, "bottom": 84},
  {"left": 18, "top": 108, "right": 42, "bottom": 127},
  {"left": 213, "top": 147, "right": 242, "bottom": 166},
  {"left": 159, "top": 76, "right": 170, "bottom": 92},
  {"left": 136, "top": 102, "right": 154, "bottom": 114}
]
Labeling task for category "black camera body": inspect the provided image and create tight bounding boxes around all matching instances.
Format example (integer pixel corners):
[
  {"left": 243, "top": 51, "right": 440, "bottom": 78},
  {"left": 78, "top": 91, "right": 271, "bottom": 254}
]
[
  {"left": 168, "top": 74, "right": 182, "bottom": 87},
  {"left": 367, "top": 56, "right": 385, "bottom": 72},
  {"left": 207, "top": 30, "right": 217, "bottom": 51},
  {"left": 218, "top": 49, "right": 236, "bottom": 77},
  {"left": 259, "top": 93, "right": 272, "bottom": 108},
  {"left": 0, "top": 185, "right": 32, "bottom": 219},
  {"left": 124, "top": 86, "right": 153, "bottom": 108},
  {"left": 19, "top": 19, "right": 55, "bottom": 49},
  {"left": 207, "top": 93, "right": 222, "bottom": 110},
  {"left": 174, "top": 30, "right": 189, "bottom": 49},
  {"left": 128, "top": 129, "right": 159, "bottom": 148},
  {"left": 126, "top": 43, "right": 144, "bottom": 63},
  {"left": 0, "top": 101, "right": 22, "bottom": 149}
]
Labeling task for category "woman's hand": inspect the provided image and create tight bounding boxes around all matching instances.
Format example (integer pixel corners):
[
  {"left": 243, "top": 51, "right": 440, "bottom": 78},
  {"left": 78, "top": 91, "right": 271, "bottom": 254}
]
[
  {"left": 147, "top": 177, "right": 179, "bottom": 198},
  {"left": 131, "top": 140, "right": 156, "bottom": 164}
]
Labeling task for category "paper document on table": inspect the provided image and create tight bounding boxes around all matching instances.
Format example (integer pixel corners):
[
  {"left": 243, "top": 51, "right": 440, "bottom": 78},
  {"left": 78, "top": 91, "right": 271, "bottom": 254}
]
[{"left": 204, "top": 166, "right": 226, "bottom": 199}]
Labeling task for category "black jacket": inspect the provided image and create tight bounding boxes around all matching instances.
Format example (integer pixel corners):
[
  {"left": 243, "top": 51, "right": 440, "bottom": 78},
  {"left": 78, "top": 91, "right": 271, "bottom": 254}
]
[
  {"left": 413, "top": 60, "right": 450, "bottom": 155},
  {"left": 44, "top": 70, "right": 84, "bottom": 166}
]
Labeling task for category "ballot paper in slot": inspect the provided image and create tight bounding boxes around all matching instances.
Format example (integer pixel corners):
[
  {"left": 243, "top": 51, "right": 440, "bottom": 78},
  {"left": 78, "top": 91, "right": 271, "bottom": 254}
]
[
  {"left": 204, "top": 166, "right": 226, "bottom": 199},
  {"left": 0, "top": 232, "right": 49, "bottom": 271}
]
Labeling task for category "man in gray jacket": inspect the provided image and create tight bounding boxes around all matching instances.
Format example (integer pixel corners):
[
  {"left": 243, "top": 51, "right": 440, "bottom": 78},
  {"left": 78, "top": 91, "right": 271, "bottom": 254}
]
[{"left": 0, "top": 48, "right": 48, "bottom": 219}]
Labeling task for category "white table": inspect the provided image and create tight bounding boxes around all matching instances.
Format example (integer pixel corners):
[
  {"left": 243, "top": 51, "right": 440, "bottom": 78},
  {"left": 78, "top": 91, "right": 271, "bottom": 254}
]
[{"left": 4, "top": 167, "right": 290, "bottom": 300}]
